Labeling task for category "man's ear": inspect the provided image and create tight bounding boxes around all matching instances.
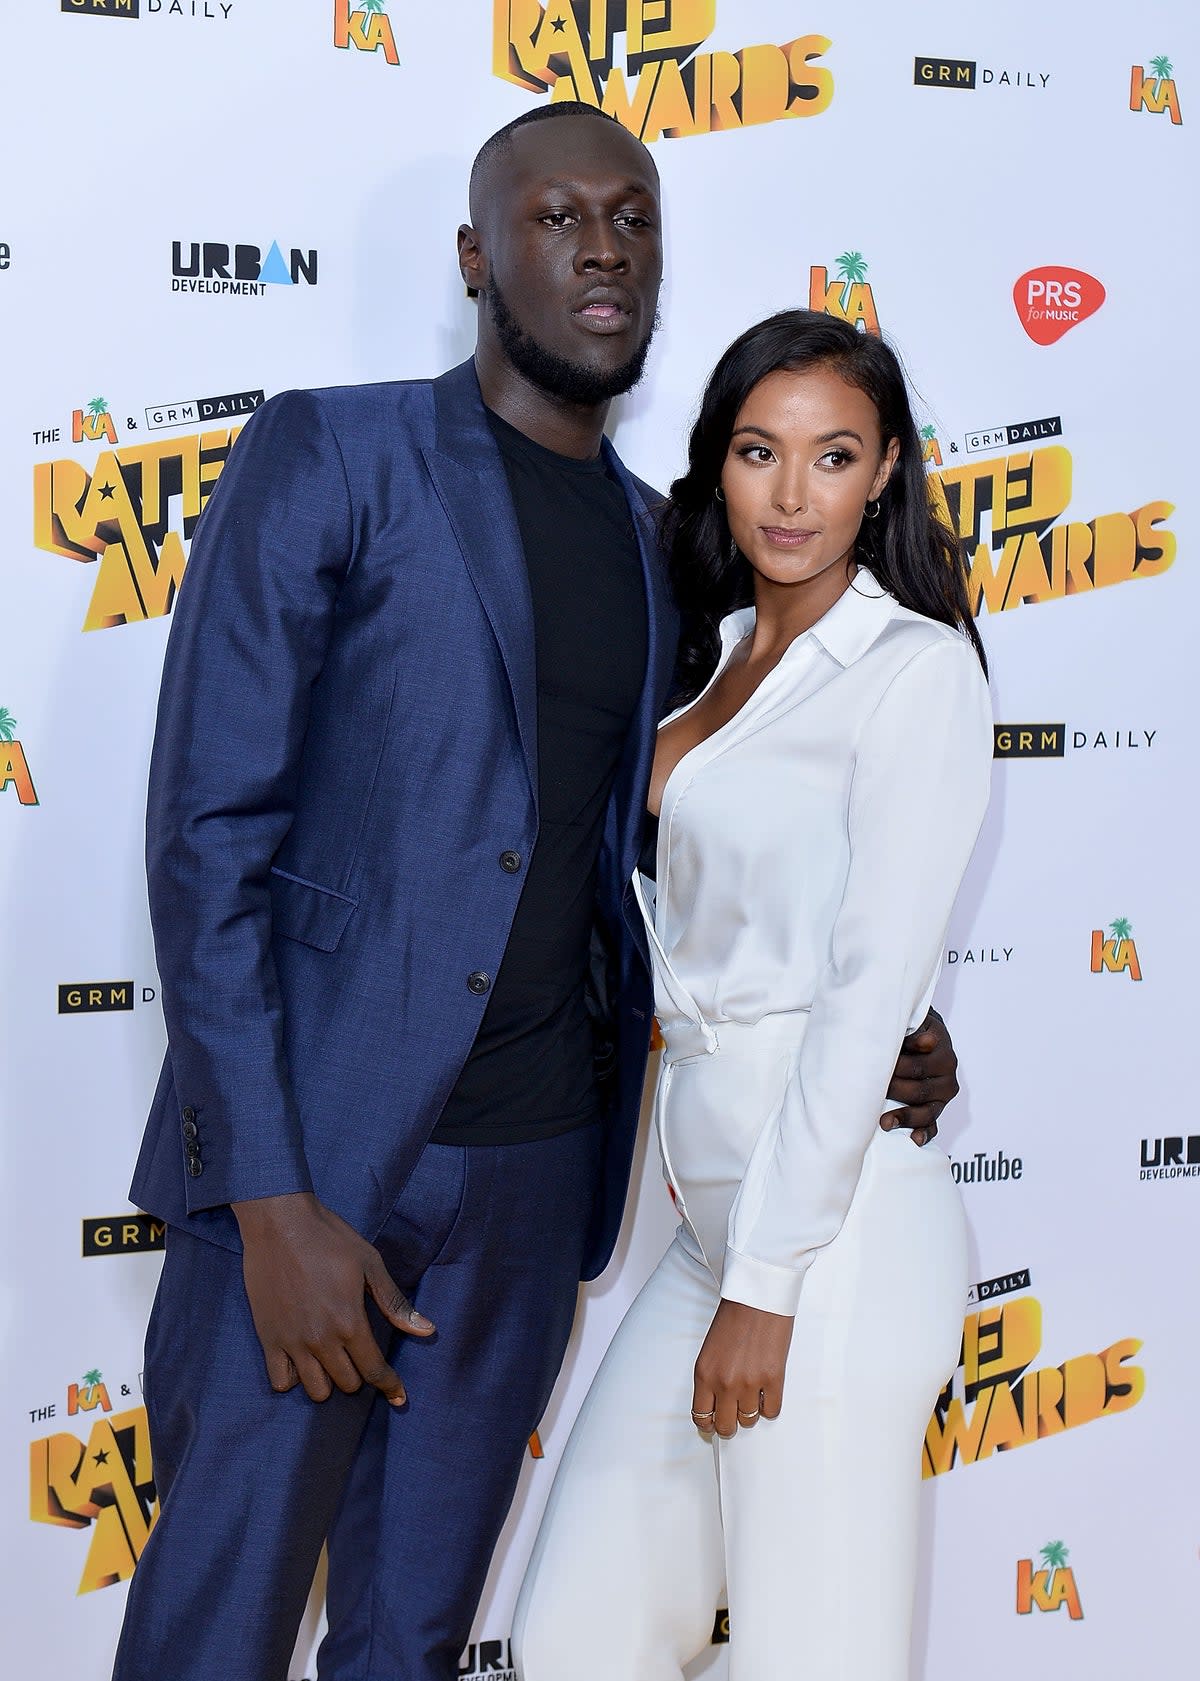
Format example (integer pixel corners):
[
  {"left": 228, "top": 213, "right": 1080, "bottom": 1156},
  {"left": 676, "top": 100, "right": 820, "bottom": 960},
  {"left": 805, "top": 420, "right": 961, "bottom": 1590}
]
[{"left": 458, "top": 223, "right": 485, "bottom": 300}]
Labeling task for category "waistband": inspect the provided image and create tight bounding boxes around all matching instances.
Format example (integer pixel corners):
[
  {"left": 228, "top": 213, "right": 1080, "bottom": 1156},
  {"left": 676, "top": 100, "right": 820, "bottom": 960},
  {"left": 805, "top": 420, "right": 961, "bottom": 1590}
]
[{"left": 659, "top": 1011, "right": 810, "bottom": 1065}]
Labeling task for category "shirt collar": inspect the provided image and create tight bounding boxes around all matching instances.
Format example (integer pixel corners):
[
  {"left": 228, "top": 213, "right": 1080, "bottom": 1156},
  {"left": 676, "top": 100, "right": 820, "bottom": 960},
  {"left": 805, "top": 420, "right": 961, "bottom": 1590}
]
[{"left": 718, "top": 568, "right": 898, "bottom": 670}]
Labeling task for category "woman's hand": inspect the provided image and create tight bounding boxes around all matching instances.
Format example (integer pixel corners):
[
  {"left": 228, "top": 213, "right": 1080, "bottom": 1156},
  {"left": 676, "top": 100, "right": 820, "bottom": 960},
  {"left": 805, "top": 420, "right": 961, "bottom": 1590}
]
[{"left": 691, "top": 1298, "right": 794, "bottom": 1438}]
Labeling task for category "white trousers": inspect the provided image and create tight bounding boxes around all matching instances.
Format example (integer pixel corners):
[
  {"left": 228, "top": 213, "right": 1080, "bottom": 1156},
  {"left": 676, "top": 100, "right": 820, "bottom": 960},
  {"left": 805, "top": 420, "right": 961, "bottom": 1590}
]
[{"left": 514, "top": 1021, "right": 967, "bottom": 1681}]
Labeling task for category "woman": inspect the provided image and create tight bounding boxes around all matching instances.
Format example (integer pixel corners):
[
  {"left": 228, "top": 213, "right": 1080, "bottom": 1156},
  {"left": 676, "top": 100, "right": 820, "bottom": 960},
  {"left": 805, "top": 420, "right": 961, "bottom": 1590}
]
[{"left": 513, "top": 310, "right": 992, "bottom": 1681}]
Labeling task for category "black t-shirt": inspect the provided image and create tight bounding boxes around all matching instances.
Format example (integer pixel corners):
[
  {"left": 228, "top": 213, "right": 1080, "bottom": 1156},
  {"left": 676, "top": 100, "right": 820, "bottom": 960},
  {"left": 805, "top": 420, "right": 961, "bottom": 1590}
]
[{"left": 431, "top": 410, "right": 647, "bottom": 1145}]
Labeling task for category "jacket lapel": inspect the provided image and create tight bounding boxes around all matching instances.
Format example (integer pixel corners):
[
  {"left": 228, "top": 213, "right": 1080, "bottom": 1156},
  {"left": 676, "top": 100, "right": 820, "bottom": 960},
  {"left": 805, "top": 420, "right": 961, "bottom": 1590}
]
[
  {"left": 604, "top": 444, "right": 679, "bottom": 900},
  {"left": 423, "top": 359, "right": 538, "bottom": 812}
]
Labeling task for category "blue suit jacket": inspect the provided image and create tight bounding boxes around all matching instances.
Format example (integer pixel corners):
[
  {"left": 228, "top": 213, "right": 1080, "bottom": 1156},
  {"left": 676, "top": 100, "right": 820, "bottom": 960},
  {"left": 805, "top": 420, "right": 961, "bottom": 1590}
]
[{"left": 131, "top": 357, "right": 679, "bottom": 1279}]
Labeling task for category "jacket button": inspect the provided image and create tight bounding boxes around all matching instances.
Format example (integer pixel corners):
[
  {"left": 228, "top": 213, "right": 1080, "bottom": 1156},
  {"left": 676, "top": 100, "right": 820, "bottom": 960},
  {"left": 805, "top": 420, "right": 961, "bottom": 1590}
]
[
  {"left": 467, "top": 971, "right": 492, "bottom": 995},
  {"left": 182, "top": 1119, "right": 198, "bottom": 1141},
  {"left": 181, "top": 1106, "right": 196, "bottom": 1124},
  {"left": 186, "top": 1157, "right": 204, "bottom": 1178},
  {"left": 499, "top": 850, "right": 522, "bottom": 874}
]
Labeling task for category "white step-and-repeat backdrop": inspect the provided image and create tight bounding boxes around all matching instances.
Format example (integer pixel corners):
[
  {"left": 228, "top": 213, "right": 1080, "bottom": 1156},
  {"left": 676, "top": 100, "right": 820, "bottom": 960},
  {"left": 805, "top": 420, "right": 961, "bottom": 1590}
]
[{"left": 1, "top": 3, "right": 1193, "bottom": 1676}]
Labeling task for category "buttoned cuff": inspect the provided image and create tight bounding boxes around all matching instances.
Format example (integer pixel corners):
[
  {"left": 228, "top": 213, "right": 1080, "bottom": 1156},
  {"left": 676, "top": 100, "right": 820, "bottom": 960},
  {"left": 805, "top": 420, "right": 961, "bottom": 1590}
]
[{"left": 720, "top": 1245, "right": 810, "bottom": 1318}]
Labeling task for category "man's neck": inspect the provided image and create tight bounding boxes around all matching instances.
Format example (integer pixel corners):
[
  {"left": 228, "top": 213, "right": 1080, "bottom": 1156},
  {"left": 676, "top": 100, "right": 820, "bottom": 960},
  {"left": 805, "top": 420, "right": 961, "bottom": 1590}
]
[{"left": 473, "top": 344, "right": 609, "bottom": 461}]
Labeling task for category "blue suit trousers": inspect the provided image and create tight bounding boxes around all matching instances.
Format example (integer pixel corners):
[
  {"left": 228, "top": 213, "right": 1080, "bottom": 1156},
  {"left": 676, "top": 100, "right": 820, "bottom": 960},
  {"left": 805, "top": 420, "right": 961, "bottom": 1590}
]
[{"left": 112, "top": 1126, "right": 603, "bottom": 1681}]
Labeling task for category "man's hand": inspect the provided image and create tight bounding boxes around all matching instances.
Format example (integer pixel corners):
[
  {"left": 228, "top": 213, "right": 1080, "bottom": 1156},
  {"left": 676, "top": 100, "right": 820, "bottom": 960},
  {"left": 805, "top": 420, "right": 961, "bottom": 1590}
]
[
  {"left": 880, "top": 1006, "right": 959, "bottom": 1147},
  {"left": 691, "top": 1298, "right": 794, "bottom": 1439},
  {"left": 232, "top": 1191, "right": 435, "bottom": 1405}
]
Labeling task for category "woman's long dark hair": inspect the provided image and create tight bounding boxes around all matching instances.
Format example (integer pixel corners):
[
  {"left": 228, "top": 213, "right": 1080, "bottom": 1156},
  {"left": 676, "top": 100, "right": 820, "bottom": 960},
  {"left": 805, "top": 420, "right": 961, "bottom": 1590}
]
[{"left": 662, "top": 309, "right": 987, "bottom": 702}]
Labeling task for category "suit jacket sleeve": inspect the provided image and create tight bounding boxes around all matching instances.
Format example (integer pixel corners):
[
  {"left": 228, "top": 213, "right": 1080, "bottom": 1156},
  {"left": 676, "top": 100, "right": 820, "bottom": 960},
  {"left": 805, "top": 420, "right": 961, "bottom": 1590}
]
[
  {"left": 721, "top": 637, "right": 993, "bottom": 1316},
  {"left": 145, "top": 389, "right": 354, "bottom": 1212}
]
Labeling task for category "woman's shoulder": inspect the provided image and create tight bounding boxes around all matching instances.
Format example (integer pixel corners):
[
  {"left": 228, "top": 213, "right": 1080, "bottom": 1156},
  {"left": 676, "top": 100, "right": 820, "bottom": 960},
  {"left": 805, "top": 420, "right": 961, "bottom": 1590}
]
[{"left": 872, "top": 599, "right": 986, "bottom": 685}]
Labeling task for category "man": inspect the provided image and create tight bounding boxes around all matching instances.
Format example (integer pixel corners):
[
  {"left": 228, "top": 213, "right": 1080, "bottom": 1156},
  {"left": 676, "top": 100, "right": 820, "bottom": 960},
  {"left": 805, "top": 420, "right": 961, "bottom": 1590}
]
[{"left": 114, "top": 104, "right": 959, "bottom": 1681}]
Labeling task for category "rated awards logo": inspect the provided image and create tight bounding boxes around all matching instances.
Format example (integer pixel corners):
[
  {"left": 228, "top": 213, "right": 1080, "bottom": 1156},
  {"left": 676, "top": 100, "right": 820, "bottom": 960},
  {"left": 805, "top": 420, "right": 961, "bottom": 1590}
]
[
  {"left": 493, "top": 2, "right": 833, "bottom": 143},
  {"left": 923, "top": 1278, "right": 1143, "bottom": 1477},
  {"left": 930, "top": 444, "right": 1173, "bottom": 615},
  {"left": 29, "top": 1369, "right": 158, "bottom": 1594},
  {"left": 333, "top": 0, "right": 398, "bottom": 64},
  {"left": 1016, "top": 1541, "right": 1084, "bottom": 1620},
  {"left": 1090, "top": 917, "right": 1142, "bottom": 981},
  {"left": 1130, "top": 55, "right": 1182, "bottom": 124},
  {"left": 809, "top": 251, "right": 879, "bottom": 334},
  {"left": 33, "top": 423, "right": 246, "bottom": 631},
  {"left": 0, "top": 707, "right": 39, "bottom": 806},
  {"left": 1013, "top": 267, "right": 1105, "bottom": 345}
]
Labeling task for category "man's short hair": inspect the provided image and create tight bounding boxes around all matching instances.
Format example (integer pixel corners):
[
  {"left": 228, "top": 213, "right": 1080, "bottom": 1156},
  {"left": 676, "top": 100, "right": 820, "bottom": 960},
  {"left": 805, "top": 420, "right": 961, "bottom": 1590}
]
[{"left": 468, "top": 101, "right": 652, "bottom": 223}]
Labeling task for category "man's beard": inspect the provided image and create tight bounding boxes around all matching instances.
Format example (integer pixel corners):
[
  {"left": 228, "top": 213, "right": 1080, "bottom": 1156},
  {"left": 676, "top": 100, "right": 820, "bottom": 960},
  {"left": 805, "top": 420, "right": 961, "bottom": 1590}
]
[{"left": 487, "top": 274, "right": 658, "bottom": 406}]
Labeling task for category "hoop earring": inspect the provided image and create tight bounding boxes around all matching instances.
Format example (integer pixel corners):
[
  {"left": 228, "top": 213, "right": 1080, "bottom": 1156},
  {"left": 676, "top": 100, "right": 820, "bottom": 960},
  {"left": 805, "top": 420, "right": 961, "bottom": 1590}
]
[
  {"left": 863, "top": 499, "right": 881, "bottom": 520},
  {"left": 714, "top": 486, "right": 725, "bottom": 502}
]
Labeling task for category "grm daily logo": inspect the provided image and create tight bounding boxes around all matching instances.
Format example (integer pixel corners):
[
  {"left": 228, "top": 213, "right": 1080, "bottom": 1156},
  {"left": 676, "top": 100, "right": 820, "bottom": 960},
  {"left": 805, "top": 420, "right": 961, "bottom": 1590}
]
[
  {"left": 145, "top": 388, "right": 264, "bottom": 431},
  {"left": 914, "top": 56, "right": 1050, "bottom": 90}
]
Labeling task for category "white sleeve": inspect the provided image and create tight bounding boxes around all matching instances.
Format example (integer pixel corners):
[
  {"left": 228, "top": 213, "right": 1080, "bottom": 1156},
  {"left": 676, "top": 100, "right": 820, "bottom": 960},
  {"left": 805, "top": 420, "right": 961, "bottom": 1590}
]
[{"left": 721, "top": 636, "right": 993, "bottom": 1316}]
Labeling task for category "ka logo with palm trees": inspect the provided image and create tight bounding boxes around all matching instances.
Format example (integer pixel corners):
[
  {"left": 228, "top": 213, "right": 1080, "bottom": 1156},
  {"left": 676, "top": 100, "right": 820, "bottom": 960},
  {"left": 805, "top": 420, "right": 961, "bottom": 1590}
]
[
  {"left": 919, "top": 424, "right": 943, "bottom": 467},
  {"left": 494, "top": 3, "right": 833, "bottom": 143},
  {"left": 0, "top": 707, "right": 39, "bottom": 807},
  {"left": 72, "top": 397, "right": 117, "bottom": 446},
  {"left": 1091, "top": 918, "right": 1142, "bottom": 981},
  {"left": 1130, "top": 55, "right": 1182, "bottom": 124},
  {"left": 333, "top": 0, "right": 398, "bottom": 65},
  {"left": 67, "top": 1370, "right": 113, "bottom": 1416},
  {"left": 810, "top": 251, "right": 879, "bottom": 334},
  {"left": 1016, "top": 1541, "right": 1084, "bottom": 1620}
]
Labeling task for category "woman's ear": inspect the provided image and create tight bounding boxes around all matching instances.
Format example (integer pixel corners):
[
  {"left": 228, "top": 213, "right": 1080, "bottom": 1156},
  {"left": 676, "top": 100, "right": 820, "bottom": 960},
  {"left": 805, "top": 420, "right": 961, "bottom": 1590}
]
[{"left": 871, "top": 436, "right": 901, "bottom": 500}]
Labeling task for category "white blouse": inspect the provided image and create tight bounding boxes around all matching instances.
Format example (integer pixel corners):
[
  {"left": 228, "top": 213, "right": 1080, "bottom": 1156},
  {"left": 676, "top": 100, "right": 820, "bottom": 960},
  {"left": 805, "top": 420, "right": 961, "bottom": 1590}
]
[{"left": 640, "top": 570, "right": 993, "bottom": 1316}]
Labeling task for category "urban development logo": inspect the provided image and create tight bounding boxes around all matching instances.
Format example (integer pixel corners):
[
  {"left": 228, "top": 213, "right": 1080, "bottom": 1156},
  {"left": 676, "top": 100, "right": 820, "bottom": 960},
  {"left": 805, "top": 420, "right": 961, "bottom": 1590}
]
[
  {"left": 171, "top": 241, "right": 318, "bottom": 298},
  {"left": 334, "top": 0, "right": 398, "bottom": 65},
  {"left": 34, "top": 423, "right": 246, "bottom": 631},
  {"left": 1013, "top": 267, "right": 1105, "bottom": 345},
  {"left": 458, "top": 1639, "right": 516, "bottom": 1681},
  {"left": 30, "top": 1370, "right": 158, "bottom": 1594},
  {"left": 923, "top": 1279, "right": 1143, "bottom": 1477},
  {"left": 1090, "top": 917, "right": 1142, "bottom": 981},
  {"left": 0, "top": 707, "right": 38, "bottom": 806},
  {"left": 1140, "top": 1134, "right": 1199, "bottom": 1182},
  {"left": 930, "top": 445, "right": 1174, "bottom": 615},
  {"left": 809, "top": 250, "right": 878, "bottom": 333},
  {"left": 1130, "top": 54, "right": 1182, "bottom": 124},
  {"left": 1016, "top": 1541, "right": 1084, "bottom": 1620},
  {"left": 493, "top": 2, "right": 833, "bottom": 142}
]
